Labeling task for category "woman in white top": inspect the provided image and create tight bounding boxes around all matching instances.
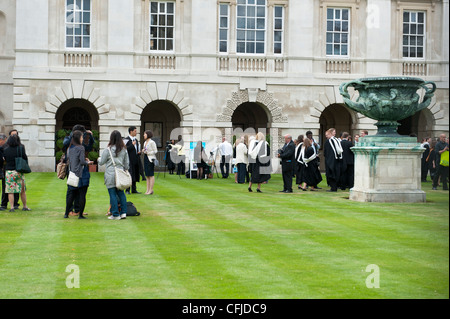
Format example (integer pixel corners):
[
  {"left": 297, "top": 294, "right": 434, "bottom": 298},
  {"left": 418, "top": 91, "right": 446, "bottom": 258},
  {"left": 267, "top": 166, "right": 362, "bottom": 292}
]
[
  {"left": 143, "top": 130, "right": 158, "bottom": 195},
  {"left": 235, "top": 137, "right": 248, "bottom": 184}
]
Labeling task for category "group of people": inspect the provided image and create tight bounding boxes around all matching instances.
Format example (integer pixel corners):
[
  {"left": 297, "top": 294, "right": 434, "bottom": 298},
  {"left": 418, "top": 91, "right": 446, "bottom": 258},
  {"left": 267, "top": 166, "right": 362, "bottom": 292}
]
[
  {"left": 0, "top": 129, "right": 31, "bottom": 212},
  {"left": 192, "top": 129, "right": 357, "bottom": 194},
  {"left": 1, "top": 123, "right": 447, "bottom": 220},
  {"left": 421, "top": 134, "right": 449, "bottom": 191}
]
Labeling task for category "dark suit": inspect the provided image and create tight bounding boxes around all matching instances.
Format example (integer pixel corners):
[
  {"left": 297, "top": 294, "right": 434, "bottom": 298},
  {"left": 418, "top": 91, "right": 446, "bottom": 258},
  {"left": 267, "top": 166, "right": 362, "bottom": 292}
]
[
  {"left": 421, "top": 143, "right": 430, "bottom": 182},
  {"left": 125, "top": 136, "right": 142, "bottom": 193},
  {"left": 279, "top": 140, "right": 296, "bottom": 192},
  {"left": 340, "top": 139, "right": 354, "bottom": 189}
]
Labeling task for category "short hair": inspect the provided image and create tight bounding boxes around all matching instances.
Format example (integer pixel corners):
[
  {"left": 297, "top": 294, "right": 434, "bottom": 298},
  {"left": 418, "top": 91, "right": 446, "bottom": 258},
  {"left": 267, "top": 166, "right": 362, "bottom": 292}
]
[
  {"left": 361, "top": 130, "right": 368, "bottom": 135},
  {"left": 144, "top": 130, "right": 153, "bottom": 139},
  {"left": 9, "top": 129, "right": 18, "bottom": 136},
  {"left": 342, "top": 132, "right": 349, "bottom": 139},
  {"left": 305, "top": 131, "right": 313, "bottom": 136},
  {"left": 128, "top": 126, "right": 137, "bottom": 133},
  {"left": 0, "top": 134, "right": 7, "bottom": 140},
  {"left": 72, "top": 124, "right": 86, "bottom": 133}
]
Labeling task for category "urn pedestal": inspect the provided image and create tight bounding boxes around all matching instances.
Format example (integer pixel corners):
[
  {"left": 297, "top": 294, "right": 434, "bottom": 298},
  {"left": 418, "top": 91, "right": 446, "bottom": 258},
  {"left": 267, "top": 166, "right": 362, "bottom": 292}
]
[{"left": 350, "top": 136, "right": 425, "bottom": 203}]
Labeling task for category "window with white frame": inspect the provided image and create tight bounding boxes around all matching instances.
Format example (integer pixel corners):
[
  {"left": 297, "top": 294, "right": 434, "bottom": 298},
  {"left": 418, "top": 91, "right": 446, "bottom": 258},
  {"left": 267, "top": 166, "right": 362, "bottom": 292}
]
[
  {"left": 219, "top": 4, "right": 229, "bottom": 53},
  {"left": 236, "top": 0, "right": 266, "bottom": 54},
  {"left": 326, "top": 8, "right": 349, "bottom": 56},
  {"left": 65, "top": 0, "right": 91, "bottom": 49},
  {"left": 150, "top": 1, "right": 175, "bottom": 51},
  {"left": 273, "top": 6, "right": 284, "bottom": 54},
  {"left": 402, "top": 11, "right": 425, "bottom": 58}
]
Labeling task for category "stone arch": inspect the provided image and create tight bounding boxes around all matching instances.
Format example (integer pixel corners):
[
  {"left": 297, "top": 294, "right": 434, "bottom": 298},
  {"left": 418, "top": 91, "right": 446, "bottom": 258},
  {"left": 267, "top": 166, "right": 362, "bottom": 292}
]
[
  {"left": 134, "top": 82, "right": 190, "bottom": 122},
  {"left": 55, "top": 98, "right": 99, "bottom": 131},
  {"left": 309, "top": 87, "right": 359, "bottom": 129},
  {"left": 217, "top": 88, "right": 287, "bottom": 124},
  {"left": 45, "top": 80, "right": 111, "bottom": 121}
]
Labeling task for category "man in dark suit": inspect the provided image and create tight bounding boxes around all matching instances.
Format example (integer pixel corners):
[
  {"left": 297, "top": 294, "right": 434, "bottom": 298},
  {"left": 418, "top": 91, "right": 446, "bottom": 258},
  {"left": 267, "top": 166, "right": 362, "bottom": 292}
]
[
  {"left": 125, "top": 126, "right": 142, "bottom": 194},
  {"left": 278, "top": 134, "right": 296, "bottom": 193},
  {"left": 339, "top": 132, "right": 354, "bottom": 190}
]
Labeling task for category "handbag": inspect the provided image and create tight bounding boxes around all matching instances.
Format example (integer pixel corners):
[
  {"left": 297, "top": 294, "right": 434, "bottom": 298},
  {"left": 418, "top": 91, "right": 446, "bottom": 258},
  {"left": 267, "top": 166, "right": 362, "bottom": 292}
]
[
  {"left": 57, "top": 154, "right": 68, "bottom": 179},
  {"left": 67, "top": 171, "right": 80, "bottom": 187},
  {"left": 66, "top": 147, "right": 79, "bottom": 187},
  {"left": 440, "top": 150, "right": 449, "bottom": 167},
  {"left": 108, "top": 147, "right": 132, "bottom": 191},
  {"left": 15, "top": 146, "right": 31, "bottom": 174}
]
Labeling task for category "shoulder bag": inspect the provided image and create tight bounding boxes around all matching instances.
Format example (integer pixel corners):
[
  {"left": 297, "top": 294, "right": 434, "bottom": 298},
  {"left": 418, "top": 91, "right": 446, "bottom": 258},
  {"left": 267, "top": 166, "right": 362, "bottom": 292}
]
[
  {"left": 15, "top": 146, "right": 31, "bottom": 174},
  {"left": 66, "top": 147, "right": 80, "bottom": 187},
  {"left": 108, "top": 147, "right": 132, "bottom": 191},
  {"left": 57, "top": 154, "right": 68, "bottom": 179}
]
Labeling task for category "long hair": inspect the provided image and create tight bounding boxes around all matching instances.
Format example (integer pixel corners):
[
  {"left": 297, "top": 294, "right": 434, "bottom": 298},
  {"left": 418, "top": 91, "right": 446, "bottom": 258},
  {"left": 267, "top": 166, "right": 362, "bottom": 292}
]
[
  {"left": 108, "top": 130, "right": 125, "bottom": 156},
  {"left": 303, "top": 137, "right": 312, "bottom": 149},
  {"left": 6, "top": 134, "right": 21, "bottom": 148}
]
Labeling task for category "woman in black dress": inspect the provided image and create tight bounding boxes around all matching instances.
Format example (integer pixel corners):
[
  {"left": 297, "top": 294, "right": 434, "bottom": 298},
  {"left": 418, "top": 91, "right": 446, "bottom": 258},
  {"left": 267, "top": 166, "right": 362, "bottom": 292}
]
[
  {"left": 248, "top": 132, "right": 271, "bottom": 193},
  {"left": 299, "top": 138, "right": 322, "bottom": 191}
]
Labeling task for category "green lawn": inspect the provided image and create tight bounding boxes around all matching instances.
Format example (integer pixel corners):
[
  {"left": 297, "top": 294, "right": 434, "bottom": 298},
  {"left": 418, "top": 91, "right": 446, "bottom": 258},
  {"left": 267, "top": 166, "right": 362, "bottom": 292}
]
[{"left": 0, "top": 172, "right": 448, "bottom": 299}]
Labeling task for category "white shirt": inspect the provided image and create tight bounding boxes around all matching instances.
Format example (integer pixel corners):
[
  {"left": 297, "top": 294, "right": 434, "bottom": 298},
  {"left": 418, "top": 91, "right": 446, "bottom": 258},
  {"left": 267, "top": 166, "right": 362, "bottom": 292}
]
[
  {"left": 219, "top": 141, "right": 233, "bottom": 157},
  {"left": 143, "top": 139, "right": 157, "bottom": 160},
  {"left": 235, "top": 143, "right": 248, "bottom": 164}
]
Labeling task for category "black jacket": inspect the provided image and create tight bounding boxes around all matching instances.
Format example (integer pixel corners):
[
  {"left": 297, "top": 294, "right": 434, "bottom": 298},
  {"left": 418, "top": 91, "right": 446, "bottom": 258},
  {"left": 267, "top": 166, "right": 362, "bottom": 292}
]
[
  {"left": 341, "top": 139, "right": 354, "bottom": 166},
  {"left": 3, "top": 145, "right": 28, "bottom": 171},
  {"left": 279, "top": 141, "right": 296, "bottom": 171}
]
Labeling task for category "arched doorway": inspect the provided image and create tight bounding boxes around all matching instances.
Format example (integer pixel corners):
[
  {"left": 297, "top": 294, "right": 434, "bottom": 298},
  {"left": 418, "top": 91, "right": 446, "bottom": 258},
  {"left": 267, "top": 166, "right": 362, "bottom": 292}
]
[
  {"left": 319, "top": 103, "right": 355, "bottom": 170},
  {"left": 141, "top": 100, "right": 181, "bottom": 148},
  {"left": 398, "top": 109, "right": 434, "bottom": 139},
  {"left": 55, "top": 98, "right": 99, "bottom": 131},
  {"left": 231, "top": 102, "right": 270, "bottom": 133}
]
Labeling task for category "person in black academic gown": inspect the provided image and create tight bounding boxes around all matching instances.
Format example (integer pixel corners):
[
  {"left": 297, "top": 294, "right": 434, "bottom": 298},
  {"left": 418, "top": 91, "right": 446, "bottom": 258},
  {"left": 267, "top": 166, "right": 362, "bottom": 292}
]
[
  {"left": 339, "top": 132, "right": 354, "bottom": 190},
  {"left": 278, "top": 134, "right": 296, "bottom": 193},
  {"left": 324, "top": 129, "right": 343, "bottom": 192},
  {"left": 299, "top": 138, "right": 322, "bottom": 191},
  {"left": 125, "top": 126, "right": 143, "bottom": 194}
]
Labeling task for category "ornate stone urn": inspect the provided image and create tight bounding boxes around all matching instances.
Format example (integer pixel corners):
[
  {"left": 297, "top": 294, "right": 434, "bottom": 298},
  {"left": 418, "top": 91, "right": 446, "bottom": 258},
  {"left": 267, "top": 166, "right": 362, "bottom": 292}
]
[
  {"left": 339, "top": 77, "right": 436, "bottom": 203},
  {"left": 339, "top": 77, "right": 436, "bottom": 135}
]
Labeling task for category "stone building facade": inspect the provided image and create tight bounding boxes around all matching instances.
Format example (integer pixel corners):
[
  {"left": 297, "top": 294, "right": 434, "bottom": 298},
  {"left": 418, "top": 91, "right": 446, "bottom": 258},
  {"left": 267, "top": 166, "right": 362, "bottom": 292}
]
[{"left": 0, "top": 0, "right": 448, "bottom": 172}]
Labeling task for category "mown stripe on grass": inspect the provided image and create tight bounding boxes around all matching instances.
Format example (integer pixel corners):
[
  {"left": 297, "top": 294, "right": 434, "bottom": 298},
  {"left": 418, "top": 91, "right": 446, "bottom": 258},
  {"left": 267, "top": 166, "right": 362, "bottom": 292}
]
[{"left": 163, "top": 179, "right": 448, "bottom": 298}]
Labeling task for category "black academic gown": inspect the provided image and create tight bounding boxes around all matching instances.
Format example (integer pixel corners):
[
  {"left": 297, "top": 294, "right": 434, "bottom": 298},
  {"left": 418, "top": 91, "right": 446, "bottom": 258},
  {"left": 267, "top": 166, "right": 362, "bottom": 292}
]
[
  {"left": 251, "top": 142, "right": 271, "bottom": 184},
  {"left": 324, "top": 138, "right": 341, "bottom": 190},
  {"left": 302, "top": 146, "right": 323, "bottom": 187},
  {"left": 340, "top": 139, "right": 354, "bottom": 189}
]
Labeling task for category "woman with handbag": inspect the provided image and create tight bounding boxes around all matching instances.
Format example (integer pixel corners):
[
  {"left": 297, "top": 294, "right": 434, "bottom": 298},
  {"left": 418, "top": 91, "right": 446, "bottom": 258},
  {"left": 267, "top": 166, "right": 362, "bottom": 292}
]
[
  {"left": 64, "top": 131, "right": 92, "bottom": 219},
  {"left": 142, "top": 130, "right": 157, "bottom": 195},
  {"left": 99, "top": 130, "right": 130, "bottom": 220},
  {"left": 2, "top": 134, "right": 31, "bottom": 212}
]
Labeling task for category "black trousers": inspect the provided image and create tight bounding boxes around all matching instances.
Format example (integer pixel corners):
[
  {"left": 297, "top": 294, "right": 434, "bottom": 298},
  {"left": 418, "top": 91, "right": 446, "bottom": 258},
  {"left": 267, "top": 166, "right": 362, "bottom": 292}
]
[
  {"left": 433, "top": 164, "right": 449, "bottom": 189},
  {"left": 282, "top": 164, "right": 293, "bottom": 192},
  {"left": 237, "top": 163, "right": 247, "bottom": 184},
  {"left": 421, "top": 160, "right": 429, "bottom": 181},
  {"left": 177, "top": 157, "right": 185, "bottom": 175},
  {"left": 1, "top": 177, "right": 19, "bottom": 208},
  {"left": 220, "top": 155, "right": 231, "bottom": 178},
  {"left": 65, "top": 186, "right": 87, "bottom": 216}
]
